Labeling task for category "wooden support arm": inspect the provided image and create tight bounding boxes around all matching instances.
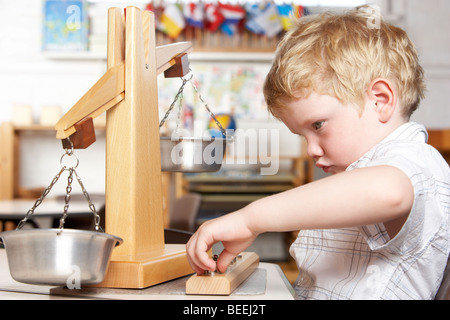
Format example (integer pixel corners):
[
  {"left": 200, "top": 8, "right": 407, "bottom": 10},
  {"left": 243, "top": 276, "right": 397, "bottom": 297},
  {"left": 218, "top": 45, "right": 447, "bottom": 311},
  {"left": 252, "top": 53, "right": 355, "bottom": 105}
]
[
  {"left": 54, "top": 42, "right": 192, "bottom": 142},
  {"left": 55, "top": 63, "right": 125, "bottom": 140}
]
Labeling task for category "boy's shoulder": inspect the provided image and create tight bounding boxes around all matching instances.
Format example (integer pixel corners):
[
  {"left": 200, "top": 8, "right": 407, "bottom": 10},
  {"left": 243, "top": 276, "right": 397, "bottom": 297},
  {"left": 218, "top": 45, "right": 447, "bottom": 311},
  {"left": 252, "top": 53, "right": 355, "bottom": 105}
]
[{"left": 348, "top": 123, "right": 450, "bottom": 189}]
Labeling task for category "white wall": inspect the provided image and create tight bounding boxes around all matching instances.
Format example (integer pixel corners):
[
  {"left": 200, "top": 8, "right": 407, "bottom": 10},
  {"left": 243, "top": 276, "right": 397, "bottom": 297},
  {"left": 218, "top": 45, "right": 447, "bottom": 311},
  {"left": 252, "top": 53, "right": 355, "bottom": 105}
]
[
  {"left": 0, "top": 1, "right": 290, "bottom": 195},
  {"left": 403, "top": 0, "right": 450, "bottom": 128},
  {"left": 0, "top": 1, "right": 109, "bottom": 195},
  {"left": 1, "top": 0, "right": 449, "bottom": 195},
  {"left": 375, "top": 0, "right": 450, "bottom": 128}
]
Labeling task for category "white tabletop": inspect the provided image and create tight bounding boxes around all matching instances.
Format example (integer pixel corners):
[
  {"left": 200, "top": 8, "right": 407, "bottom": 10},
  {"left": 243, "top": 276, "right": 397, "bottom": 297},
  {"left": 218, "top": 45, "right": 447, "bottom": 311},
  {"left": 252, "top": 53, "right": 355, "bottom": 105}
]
[{"left": 0, "top": 249, "right": 294, "bottom": 300}]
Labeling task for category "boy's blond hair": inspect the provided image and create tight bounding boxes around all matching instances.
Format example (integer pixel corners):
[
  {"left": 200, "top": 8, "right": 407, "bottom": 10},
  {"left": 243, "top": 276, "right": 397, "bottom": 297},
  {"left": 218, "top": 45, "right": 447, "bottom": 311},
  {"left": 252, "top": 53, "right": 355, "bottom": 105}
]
[{"left": 264, "top": 6, "right": 425, "bottom": 119}]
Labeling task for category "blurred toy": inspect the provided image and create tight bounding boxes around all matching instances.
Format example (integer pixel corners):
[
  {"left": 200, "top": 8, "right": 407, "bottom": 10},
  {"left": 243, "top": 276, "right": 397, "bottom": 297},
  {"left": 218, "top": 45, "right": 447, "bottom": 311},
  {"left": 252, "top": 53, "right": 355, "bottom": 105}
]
[{"left": 208, "top": 113, "right": 236, "bottom": 138}]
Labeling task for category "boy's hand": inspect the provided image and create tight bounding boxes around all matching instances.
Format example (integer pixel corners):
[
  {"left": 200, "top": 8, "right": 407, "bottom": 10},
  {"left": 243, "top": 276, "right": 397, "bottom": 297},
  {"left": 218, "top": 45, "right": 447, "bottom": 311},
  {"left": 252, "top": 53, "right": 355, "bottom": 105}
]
[{"left": 186, "top": 211, "right": 258, "bottom": 274}]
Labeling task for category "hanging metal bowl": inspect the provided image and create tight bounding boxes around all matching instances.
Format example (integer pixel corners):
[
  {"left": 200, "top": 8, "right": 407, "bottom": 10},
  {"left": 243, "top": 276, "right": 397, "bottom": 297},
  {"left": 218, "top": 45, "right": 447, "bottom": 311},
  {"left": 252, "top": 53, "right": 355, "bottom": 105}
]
[
  {"left": 160, "top": 136, "right": 229, "bottom": 172},
  {"left": 0, "top": 228, "right": 122, "bottom": 286}
]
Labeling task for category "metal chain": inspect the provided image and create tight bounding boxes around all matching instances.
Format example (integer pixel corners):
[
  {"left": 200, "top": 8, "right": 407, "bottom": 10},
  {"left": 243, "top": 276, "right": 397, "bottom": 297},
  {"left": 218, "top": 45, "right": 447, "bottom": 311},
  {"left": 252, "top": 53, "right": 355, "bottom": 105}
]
[
  {"left": 174, "top": 85, "right": 184, "bottom": 134},
  {"left": 16, "top": 167, "right": 66, "bottom": 230},
  {"left": 73, "top": 169, "right": 103, "bottom": 231},
  {"left": 17, "top": 137, "right": 103, "bottom": 232},
  {"left": 57, "top": 167, "right": 74, "bottom": 233},
  {"left": 188, "top": 79, "right": 228, "bottom": 138},
  {"left": 159, "top": 73, "right": 193, "bottom": 129},
  {"left": 159, "top": 71, "right": 229, "bottom": 139}
]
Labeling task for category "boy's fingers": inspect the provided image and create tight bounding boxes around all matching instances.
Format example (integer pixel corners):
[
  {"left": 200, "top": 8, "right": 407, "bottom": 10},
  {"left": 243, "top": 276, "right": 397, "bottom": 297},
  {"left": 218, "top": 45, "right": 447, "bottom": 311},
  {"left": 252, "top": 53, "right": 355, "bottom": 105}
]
[
  {"left": 216, "top": 250, "right": 237, "bottom": 273},
  {"left": 197, "top": 251, "right": 216, "bottom": 273},
  {"left": 191, "top": 256, "right": 213, "bottom": 275},
  {"left": 186, "top": 233, "right": 216, "bottom": 274}
]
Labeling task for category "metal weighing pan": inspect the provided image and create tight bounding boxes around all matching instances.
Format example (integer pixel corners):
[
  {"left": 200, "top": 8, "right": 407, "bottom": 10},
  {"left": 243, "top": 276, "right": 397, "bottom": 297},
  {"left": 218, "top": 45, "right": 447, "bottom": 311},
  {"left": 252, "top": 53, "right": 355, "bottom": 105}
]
[
  {"left": 160, "top": 136, "right": 230, "bottom": 172},
  {"left": 0, "top": 228, "right": 122, "bottom": 286}
]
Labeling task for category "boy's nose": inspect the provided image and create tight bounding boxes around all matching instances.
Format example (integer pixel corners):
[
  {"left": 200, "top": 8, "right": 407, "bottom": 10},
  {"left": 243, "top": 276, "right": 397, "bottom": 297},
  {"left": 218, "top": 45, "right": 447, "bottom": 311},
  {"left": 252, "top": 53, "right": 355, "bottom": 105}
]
[{"left": 307, "top": 142, "right": 324, "bottom": 159}]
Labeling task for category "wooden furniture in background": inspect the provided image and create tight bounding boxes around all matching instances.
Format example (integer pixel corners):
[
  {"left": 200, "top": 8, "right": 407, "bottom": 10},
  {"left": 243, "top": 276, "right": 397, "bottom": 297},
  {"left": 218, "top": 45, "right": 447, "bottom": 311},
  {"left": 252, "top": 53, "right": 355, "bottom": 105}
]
[
  {"left": 0, "top": 123, "right": 105, "bottom": 201},
  {"left": 0, "top": 122, "right": 174, "bottom": 232},
  {"left": 156, "top": 26, "right": 281, "bottom": 53},
  {"left": 428, "top": 129, "right": 450, "bottom": 164},
  {"left": 0, "top": 122, "right": 14, "bottom": 200}
]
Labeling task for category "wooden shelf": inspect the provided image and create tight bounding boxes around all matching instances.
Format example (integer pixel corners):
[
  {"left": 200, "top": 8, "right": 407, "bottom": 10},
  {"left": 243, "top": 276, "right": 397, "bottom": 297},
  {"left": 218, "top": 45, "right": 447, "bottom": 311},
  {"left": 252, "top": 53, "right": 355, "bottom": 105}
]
[
  {"left": 43, "top": 50, "right": 275, "bottom": 63},
  {"left": 13, "top": 124, "right": 56, "bottom": 131},
  {"left": 184, "top": 172, "right": 295, "bottom": 183},
  {"left": 12, "top": 123, "right": 106, "bottom": 132},
  {"left": 155, "top": 26, "right": 281, "bottom": 53},
  {"left": 43, "top": 51, "right": 107, "bottom": 61},
  {"left": 189, "top": 184, "right": 293, "bottom": 194},
  {"left": 202, "top": 194, "right": 267, "bottom": 202},
  {"left": 189, "top": 52, "right": 274, "bottom": 63}
]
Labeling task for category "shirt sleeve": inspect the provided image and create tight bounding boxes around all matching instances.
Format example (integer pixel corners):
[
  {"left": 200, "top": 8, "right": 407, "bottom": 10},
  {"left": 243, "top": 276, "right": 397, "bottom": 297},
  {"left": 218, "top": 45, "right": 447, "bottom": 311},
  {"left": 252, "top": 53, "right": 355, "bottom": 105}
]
[{"left": 356, "top": 142, "right": 446, "bottom": 256}]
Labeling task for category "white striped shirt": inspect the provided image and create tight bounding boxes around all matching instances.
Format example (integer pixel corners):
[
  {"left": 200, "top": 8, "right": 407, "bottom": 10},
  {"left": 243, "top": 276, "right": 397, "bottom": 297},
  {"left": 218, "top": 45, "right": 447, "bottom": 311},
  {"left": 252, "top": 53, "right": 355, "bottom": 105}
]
[{"left": 290, "top": 122, "right": 450, "bottom": 299}]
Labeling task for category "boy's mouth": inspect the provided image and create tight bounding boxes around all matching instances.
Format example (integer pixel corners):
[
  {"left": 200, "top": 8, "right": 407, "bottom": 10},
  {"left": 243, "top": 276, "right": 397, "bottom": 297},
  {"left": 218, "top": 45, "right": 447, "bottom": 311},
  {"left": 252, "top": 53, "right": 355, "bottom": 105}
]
[{"left": 316, "top": 163, "right": 331, "bottom": 173}]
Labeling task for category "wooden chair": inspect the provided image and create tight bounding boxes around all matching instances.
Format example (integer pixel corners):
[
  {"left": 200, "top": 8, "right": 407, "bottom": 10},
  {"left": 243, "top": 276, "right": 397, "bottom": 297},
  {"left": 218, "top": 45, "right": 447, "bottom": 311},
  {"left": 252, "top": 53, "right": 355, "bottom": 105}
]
[
  {"left": 435, "top": 257, "right": 450, "bottom": 300},
  {"left": 169, "top": 193, "right": 201, "bottom": 232}
]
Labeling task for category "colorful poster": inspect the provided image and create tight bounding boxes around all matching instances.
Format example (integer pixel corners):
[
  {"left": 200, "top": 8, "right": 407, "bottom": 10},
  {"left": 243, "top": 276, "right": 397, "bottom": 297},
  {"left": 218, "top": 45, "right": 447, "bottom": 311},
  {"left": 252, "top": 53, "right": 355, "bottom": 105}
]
[
  {"left": 42, "top": 0, "right": 88, "bottom": 51},
  {"left": 158, "top": 63, "right": 271, "bottom": 134}
]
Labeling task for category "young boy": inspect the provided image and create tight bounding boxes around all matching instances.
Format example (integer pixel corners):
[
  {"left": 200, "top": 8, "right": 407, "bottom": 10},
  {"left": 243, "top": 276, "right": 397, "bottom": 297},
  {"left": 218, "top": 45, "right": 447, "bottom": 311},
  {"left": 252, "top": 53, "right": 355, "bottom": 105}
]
[{"left": 186, "top": 6, "right": 450, "bottom": 299}]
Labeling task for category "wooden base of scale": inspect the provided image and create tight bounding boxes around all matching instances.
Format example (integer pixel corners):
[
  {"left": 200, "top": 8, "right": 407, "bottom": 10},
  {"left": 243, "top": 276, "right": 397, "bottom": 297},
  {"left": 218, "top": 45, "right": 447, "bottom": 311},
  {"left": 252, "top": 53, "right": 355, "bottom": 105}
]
[{"left": 93, "top": 245, "right": 192, "bottom": 289}]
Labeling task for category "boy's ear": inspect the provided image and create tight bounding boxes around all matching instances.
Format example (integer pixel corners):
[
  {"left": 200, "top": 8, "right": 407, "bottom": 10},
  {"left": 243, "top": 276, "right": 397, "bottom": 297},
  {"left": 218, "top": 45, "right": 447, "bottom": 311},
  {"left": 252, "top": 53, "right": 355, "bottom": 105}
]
[{"left": 367, "top": 78, "right": 397, "bottom": 123}]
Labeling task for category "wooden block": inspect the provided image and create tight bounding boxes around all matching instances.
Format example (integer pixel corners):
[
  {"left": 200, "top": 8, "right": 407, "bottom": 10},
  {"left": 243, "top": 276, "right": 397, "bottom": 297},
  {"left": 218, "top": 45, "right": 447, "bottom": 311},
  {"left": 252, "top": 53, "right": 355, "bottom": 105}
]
[
  {"left": 186, "top": 252, "right": 259, "bottom": 295},
  {"left": 164, "top": 53, "right": 190, "bottom": 78},
  {"left": 61, "top": 117, "right": 96, "bottom": 149},
  {"left": 12, "top": 104, "right": 33, "bottom": 126},
  {"left": 156, "top": 42, "right": 192, "bottom": 75},
  {"left": 39, "top": 105, "right": 61, "bottom": 126}
]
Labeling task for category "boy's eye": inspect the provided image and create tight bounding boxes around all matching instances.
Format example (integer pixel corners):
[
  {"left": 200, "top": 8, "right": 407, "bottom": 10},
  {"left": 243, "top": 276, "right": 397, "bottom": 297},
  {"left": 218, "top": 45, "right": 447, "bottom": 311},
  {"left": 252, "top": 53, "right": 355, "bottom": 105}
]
[{"left": 313, "top": 121, "right": 324, "bottom": 130}]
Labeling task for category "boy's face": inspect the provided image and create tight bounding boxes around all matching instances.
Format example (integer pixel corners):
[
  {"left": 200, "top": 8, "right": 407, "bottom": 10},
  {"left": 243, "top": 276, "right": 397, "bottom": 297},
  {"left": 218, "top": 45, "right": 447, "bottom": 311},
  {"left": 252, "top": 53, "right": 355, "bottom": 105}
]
[{"left": 278, "top": 92, "right": 383, "bottom": 175}]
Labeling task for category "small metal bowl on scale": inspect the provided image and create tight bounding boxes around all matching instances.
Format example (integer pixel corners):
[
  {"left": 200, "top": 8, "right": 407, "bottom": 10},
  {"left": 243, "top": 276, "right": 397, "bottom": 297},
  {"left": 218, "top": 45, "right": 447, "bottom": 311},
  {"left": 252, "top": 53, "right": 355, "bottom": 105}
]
[
  {"left": 0, "top": 228, "right": 122, "bottom": 286},
  {"left": 160, "top": 136, "right": 228, "bottom": 172},
  {"left": 0, "top": 142, "right": 123, "bottom": 287},
  {"left": 159, "top": 71, "right": 233, "bottom": 173}
]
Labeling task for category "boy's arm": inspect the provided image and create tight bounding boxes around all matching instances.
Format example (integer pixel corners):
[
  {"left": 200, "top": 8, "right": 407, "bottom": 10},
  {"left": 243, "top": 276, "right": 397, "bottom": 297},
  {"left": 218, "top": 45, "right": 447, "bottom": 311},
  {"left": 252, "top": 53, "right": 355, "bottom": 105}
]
[{"left": 186, "top": 165, "right": 414, "bottom": 274}]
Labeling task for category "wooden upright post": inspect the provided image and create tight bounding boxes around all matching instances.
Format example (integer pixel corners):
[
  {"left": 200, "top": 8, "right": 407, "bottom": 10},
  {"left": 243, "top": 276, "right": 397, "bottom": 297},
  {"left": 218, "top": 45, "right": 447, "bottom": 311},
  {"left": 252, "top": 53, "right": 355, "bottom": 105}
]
[
  {"left": 105, "top": 6, "right": 164, "bottom": 258},
  {"left": 96, "top": 6, "right": 192, "bottom": 289}
]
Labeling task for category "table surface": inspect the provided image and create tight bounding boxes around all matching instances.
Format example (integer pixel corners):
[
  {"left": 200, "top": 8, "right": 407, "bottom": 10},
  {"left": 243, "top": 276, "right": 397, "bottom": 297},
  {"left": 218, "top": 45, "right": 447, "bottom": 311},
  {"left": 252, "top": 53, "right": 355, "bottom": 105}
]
[
  {"left": 0, "top": 198, "right": 294, "bottom": 300},
  {"left": 0, "top": 249, "right": 294, "bottom": 300}
]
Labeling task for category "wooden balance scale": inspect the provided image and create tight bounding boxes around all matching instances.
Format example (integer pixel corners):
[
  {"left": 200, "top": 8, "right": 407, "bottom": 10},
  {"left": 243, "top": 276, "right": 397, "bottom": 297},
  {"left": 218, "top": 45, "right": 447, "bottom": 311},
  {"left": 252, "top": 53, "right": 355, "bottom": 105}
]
[{"left": 55, "top": 6, "right": 258, "bottom": 292}]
